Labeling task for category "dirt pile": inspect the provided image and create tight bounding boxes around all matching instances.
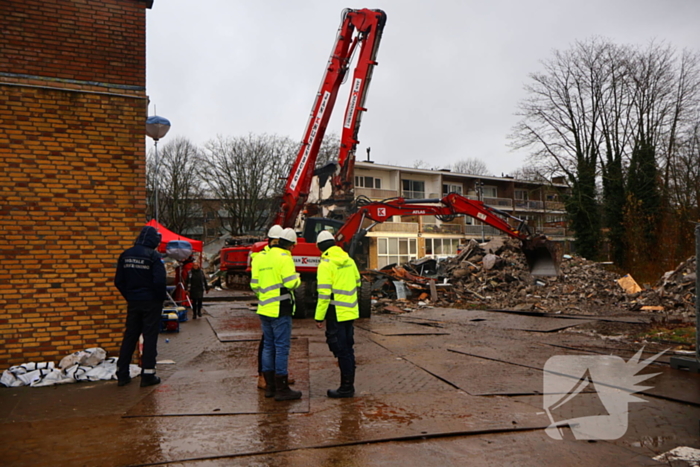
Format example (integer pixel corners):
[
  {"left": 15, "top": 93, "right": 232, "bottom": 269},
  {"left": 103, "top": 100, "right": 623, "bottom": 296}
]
[{"left": 367, "top": 238, "right": 696, "bottom": 319}]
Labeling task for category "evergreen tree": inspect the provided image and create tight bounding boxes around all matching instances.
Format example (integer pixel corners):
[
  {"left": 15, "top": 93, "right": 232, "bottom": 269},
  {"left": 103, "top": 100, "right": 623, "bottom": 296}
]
[
  {"left": 565, "top": 156, "right": 601, "bottom": 259},
  {"left": 602, "top": 153, "right": 626, "bottom": 265},
  {"left": 626, "top": 138, "right": 661, "bottom": 250}
]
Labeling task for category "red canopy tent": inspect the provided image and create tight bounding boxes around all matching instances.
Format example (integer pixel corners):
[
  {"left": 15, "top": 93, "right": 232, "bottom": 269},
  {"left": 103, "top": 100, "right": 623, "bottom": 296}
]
[
  {"left": 145, "top": 219, "right": 203, "bottom": 254},
  {"left": 145, "top": 220, "right": 203, "bottom": 311}
]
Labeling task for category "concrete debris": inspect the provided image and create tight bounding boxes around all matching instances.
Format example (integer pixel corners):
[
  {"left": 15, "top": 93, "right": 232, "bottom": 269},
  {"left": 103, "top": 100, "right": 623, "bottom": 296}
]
[{"left": 366, "top": 237, "right": 696, "bottom": 320}]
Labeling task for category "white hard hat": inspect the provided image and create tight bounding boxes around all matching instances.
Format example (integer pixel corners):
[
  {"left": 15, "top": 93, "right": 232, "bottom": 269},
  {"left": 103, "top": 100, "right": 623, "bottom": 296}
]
[
  {"left": 280, "top": 228, "right": 297, "bottom": 244},
  {"left": 316, "top": 230, "right": 335, "bottom": 245},
  {"left": 267, "top": 225, "right": 284, "bottom": 239}
]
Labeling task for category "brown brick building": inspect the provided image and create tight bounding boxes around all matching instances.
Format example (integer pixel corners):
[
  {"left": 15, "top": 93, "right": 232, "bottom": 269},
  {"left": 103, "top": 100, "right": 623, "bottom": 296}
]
[{"left": 0, "top": 0, "right": 153, "bottom": 368}]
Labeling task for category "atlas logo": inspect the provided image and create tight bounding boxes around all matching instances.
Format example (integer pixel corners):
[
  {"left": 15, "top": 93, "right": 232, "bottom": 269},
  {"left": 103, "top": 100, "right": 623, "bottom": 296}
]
[{"left": 543, "top": 347, "right": 666, "bottom": 440}]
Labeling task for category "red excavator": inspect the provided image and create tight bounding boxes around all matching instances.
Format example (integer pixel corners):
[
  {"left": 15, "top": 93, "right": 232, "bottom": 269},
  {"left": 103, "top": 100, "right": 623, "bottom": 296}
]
[
  {"left": 223, "top": 8, "right": 559, "bottom": 318},
  {"left": 252, "top": 193, "right": 560, "bottom": 318},
  {"left": 220, "top": 8, "right": 387, "bottom": 287}
]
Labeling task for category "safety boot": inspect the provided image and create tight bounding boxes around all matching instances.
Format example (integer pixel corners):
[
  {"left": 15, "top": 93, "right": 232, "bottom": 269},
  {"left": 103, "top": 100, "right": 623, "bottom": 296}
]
[
  {"left": 262, "top": 371, "right": 276, "bottom": 398},
  {"left": 274, "top": 374, "right": 301, "bottom": 401},
  {"left": 140, "top": 373, "right": 161, "bottom": 387},
  {"left": 260, "top": 373, "right": 294, "bottom": 387},
  {"left": 327, "top": 371, "right": 354, "bottom": 398}
]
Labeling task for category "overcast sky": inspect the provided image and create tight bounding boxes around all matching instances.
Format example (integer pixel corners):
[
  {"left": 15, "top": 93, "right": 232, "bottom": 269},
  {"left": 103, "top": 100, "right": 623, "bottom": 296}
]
[{"left": 146, "top": 0, "right": 700, "bottom": 176}]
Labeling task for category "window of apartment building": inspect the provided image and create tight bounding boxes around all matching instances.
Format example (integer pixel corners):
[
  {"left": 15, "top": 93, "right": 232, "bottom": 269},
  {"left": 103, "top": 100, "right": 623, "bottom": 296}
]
[
  {"left": 355, "top": 176, "right": 382, "bottom": 189},
  {"left": 442, "top": 183, "right": 463, "bottom": 196},
  {"left": 401, "top": 179, "right": 425, "bottom": 198},
  {"left": 425, "top": 238, "right": 460, "bottom": 257},
  {"left": 514, "top": 189, "right": 529, "bottom": 200},
  {"left": 377, "top": 237, "right": 417, "bottom": 268},
  {"left": 482, "top": 186, "right": 498, "bottom": 198}
]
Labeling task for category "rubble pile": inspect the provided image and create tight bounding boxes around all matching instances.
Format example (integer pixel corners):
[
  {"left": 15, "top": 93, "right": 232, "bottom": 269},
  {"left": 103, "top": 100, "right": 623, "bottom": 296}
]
[
  {"left": 645, "top": 256, "right": 697, "bottom": 313},
  {"left": 367, "top": 238, "right": 696, "bottom": 319}
]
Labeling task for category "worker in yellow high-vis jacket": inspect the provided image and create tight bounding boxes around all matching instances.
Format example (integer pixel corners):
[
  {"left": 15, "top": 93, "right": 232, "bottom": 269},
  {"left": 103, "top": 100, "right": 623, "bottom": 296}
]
[
  {"left": 314, "top": 230, "right": 361, "bottom": 398},
  {"left": 251, "top": 227, "right": 301, "bottom": 401},
  {"left": 251, "top": 224, "right": 282, "bottom": 391}
]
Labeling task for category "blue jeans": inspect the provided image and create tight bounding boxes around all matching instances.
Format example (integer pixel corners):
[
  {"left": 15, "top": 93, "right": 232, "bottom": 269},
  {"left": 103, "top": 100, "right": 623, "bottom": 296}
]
[{"left": 259, "top": 315, "right": 292, "bottom": 375}]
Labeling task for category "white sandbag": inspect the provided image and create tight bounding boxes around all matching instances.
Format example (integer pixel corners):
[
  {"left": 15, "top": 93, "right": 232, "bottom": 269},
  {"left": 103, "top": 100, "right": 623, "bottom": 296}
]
[
  {"left": 80, "top": 357, "right": 117, "bottom": 381},
  {"left": 83, "top": 348, "right": 107, "bottom": 366},
  {"left": 59, "top": 348, "right": 106, "bottom": 369},
  {"left": 11, "top": 361, "right": 55, "bottom": 373},
  {"left": 17, "top": 369, "right": 47, "bottom": 386},
  {"left": 65, "top": 364, "right": 91, "bottom": 381},
  {"left": 0, "top": 370, "right": 23, "bottom": 387},
  {"left": 30, "top": 368, "right": 76, "bottom": 387}
]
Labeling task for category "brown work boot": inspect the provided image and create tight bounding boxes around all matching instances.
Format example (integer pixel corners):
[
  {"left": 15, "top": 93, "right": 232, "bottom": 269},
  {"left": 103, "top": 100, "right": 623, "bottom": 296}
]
[
  {"left": 262, "top": 371, "right": 276, "bottom": 398},
  {"left": 257, "top": 373, "right": 266, "bottom": 389},
  {"left": 274, "top": 374, "right": 301, "bottom": 401}
]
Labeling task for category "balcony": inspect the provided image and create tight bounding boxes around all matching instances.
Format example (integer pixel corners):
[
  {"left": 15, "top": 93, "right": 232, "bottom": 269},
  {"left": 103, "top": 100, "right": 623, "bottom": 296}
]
[
  {"left": 463, "top": 225, "right": 503, "bottom": 237},
  {"left": 402, "top": 190, "right": 425, "bottom": 199},
  {"left": 542, "top": 226, "right": 571, "bottom": 238},
  {"left": 355, "top": 187, "right": 399, "bottom": 199},
  {"left": 371, "top": 222, "right": 419, "bottom": 233},
  {"left": 422, "top": 223, "right": 464, "bottom": 234},
  {"left": 545, "top": 201, "right": 566, "bottom": 211},
  {"left": 514, "top": 200, "right": 544, "bottom": 210},
  {"left": 483, "top": 197, "right": 513, "bottom": 208}
]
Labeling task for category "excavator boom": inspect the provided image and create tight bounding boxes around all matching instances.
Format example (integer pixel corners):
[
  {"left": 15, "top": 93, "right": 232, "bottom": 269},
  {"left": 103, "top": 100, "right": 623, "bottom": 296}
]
[{"left": 275, "top": 8, "right": 387, "bottom": 228}]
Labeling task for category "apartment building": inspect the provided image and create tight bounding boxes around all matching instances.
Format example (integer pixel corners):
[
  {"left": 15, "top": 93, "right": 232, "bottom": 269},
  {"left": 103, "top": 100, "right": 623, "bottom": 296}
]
[{"left": 353, "top": 161, "right": 572, "bottom": 269}]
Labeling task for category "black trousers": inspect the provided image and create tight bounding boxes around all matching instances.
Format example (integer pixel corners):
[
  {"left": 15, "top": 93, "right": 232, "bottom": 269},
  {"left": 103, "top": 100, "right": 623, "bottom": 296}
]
[
  {"left": 191, "top": 297, "right": 203, "bottom": 315},
  {"left": 325, "top": 306, "right": 355, "bottom": 376},
  {"left": 117, "top": 299, "right": 162, "bottom": 379}
]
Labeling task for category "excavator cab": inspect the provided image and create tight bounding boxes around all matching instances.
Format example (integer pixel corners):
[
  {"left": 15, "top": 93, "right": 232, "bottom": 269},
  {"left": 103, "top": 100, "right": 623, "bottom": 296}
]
[{"left": 521, "top": 235, "right": 561, "bottom": 276}]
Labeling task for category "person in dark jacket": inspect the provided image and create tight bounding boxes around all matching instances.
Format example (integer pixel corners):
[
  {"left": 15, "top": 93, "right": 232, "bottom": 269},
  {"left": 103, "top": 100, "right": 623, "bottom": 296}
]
[
  {"left": 186, "top": 262, "right": 209, "bottom": 319},
  {"left": 114, "top": 225, "right": 167, "bottom": 387}
]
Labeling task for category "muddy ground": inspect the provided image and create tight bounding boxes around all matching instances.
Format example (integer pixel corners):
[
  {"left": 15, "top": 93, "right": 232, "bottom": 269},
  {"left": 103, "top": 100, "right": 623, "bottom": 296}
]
[{"left": 0, "top": 288, "right": 698, "bottom": 466}]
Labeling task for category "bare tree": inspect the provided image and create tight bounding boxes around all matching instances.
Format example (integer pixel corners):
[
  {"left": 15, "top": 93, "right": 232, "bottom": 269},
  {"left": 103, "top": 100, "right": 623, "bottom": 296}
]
[
  {"left": 512, "top": 36, "right": 700, "bottom": 268},
  {"left": 511, "top": 39, "right": 607, "bottom": 258},
  {"left": 412, "top": 159, "right": 433, "bottom": 169},
  {"left": 509, "top": 165, "right": 550, "bottom": 182},
  {"left": 199, "top": 134, "right": 297, "bottom": 236},
  {"left": 665, "top": 116, "right": 700, "bottom": 219},
  {"left": 451, "top": 158, "right": 489, "bottom": 175},
  {"left": 146, "top": 136, "right": 205, "bottom": 234}
]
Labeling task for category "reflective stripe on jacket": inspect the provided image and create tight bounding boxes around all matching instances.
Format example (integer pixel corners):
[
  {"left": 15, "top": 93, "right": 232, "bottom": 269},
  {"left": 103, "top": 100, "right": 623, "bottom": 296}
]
[
  {"left": 252, "top": 246, "right": 300, "bottom": 318},
  {"left": 249, "top": 245, "right": 270, "bottom": 296},
  {"left": 314, "top": 245, "right": 361, "bottom": 322}
]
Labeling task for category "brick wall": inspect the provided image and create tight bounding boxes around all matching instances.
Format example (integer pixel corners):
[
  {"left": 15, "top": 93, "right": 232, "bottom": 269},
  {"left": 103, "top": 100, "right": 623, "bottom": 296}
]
[
  {"left": 0, "top": 0, "right": 147, "bottom": 87},
  {"left": 0, "top": 0, "right": 151, "bottom": 368}
]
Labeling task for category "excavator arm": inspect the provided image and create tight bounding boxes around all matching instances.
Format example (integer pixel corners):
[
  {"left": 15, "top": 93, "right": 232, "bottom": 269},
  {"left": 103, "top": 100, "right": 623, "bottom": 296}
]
[
  {"left": 332, "top": 194, "right": 560, "bottom": 276},
  {"left": 274, "top": 8, "right": 387, "bottom": 228}
]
